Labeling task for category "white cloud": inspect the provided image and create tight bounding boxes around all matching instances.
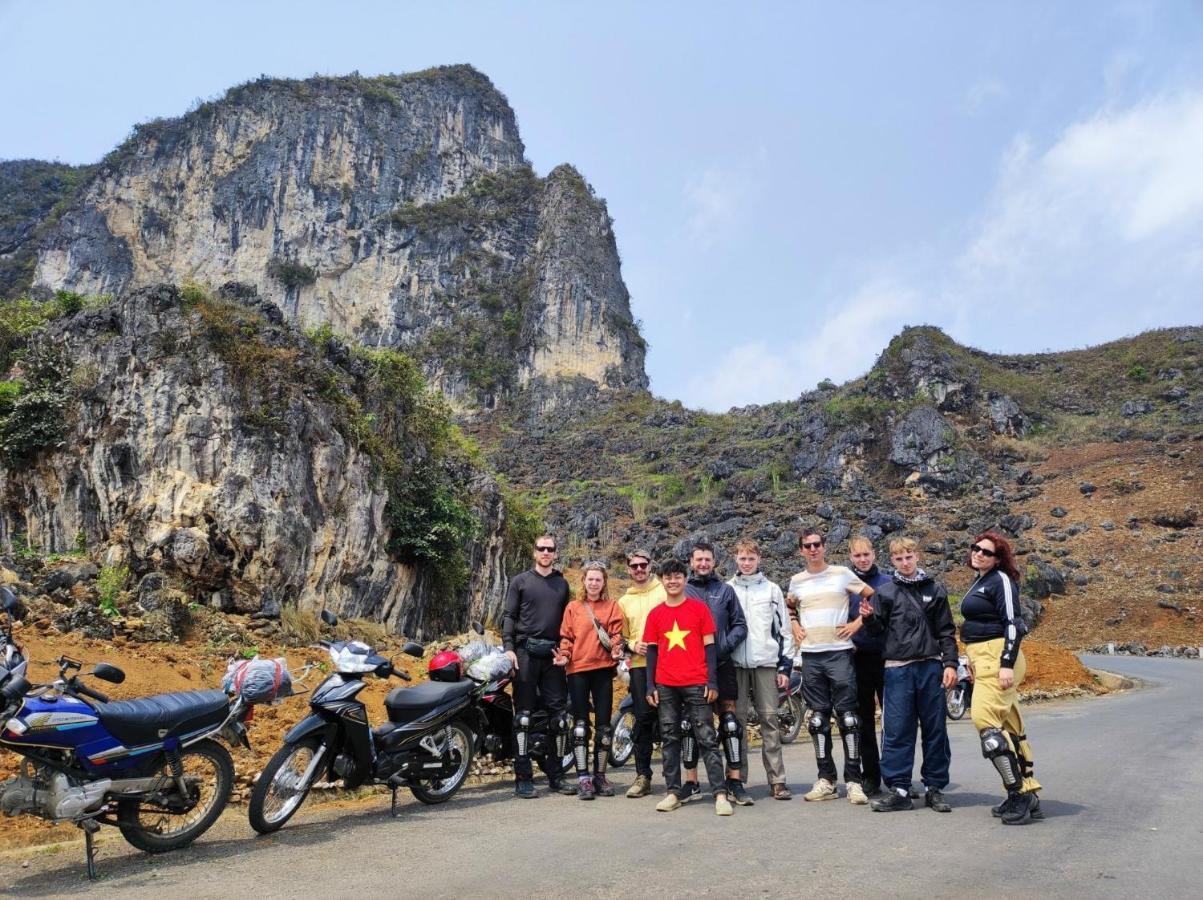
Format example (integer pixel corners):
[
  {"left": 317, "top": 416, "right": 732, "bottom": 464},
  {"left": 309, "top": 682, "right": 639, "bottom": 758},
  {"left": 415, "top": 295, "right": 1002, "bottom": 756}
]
[{"left": 682, "top": 150, "right": 768, "bottom": 248}]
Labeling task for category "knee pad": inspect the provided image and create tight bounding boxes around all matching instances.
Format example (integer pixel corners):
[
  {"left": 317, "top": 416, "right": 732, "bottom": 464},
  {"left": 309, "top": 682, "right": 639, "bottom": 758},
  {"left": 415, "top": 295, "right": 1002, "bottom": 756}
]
[
  {"left": 839, "top": 711, "right": 860, "bottom": 762},
  {"left": 572, "top": 719, "right": 589, "bottom": 744},
  {"left": 572, "top": 719, "right": 590, "bottom": 772},
  {"left": 597, "top": 725, "right": 613, "bottom": 749},
  {"left": 808, "top": 709, "right": 832, "bottom": 761},
  {"left": 680, "top": 719, "right": 698, "bottom": 768},
  {"left": 719, "top": 711, "right": 742, "bottom": 766},
  {"left": 980, "top": 727, "right": 1021, "bottom": 788},
  {"left": 515, "top": 710, "right": 532, "bottom": 758},
  {"left": 554, "top": 713, "right": 571, "bottom": 757}
]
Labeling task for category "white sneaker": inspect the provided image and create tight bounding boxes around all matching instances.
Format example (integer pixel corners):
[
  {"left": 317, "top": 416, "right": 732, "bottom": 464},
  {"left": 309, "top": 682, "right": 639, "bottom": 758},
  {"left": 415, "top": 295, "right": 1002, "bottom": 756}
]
[
  {"left": 847, "top": 782, "right": 869, "bottom": 805},
  {"left": 655, "top": 793, "right": 682, "bottom": 812},
  {"left": 714, "top": 794, "right": 734, "bottom": 816},
  {"left": 803, "top": 778, "right": 838, "bottom": 801}
]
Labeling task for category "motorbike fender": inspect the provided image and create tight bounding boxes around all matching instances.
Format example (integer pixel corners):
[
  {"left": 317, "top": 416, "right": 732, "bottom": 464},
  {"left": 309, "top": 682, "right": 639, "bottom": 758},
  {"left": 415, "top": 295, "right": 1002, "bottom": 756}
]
[{"left": 284, "top": 713, "right": 337, "bottom": 745}]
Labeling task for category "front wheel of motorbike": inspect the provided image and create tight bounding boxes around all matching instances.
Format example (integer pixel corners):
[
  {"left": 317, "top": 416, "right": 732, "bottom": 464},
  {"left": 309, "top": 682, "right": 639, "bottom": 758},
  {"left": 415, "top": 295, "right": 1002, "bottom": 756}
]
[
  {"left": 117, "top": 738, "right": 234, "bottom": 853},
  {"left": 778, "top": 695, "right": 804, "bottom": 744},
  {"left": 410, "top": 720, "right": 474, "bottom": 805},
  {"left": 945, "top": 686, "right": 967, "bottom": 720},
  {"left": 247, "top": 736, "right": 324, "bottom": 834},
  {"left": 608, "top": 708, "right": 635, "bottom": 767}
]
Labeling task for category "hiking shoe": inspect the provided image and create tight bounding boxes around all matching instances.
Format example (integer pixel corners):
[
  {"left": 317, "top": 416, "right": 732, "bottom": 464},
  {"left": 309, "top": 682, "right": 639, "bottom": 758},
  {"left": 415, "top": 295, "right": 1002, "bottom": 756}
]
[
  {"left": 803, "top": 778, "right": 838, "bottom": 801},
  {"left": 771, "top": 783, "right": 793, "bottom": 800},
  {"left": 847, "top": 782, "right": 869, "bottom": 805},
  {"left": 728, "top": 780, "right": 755, "bottom": 806},
  {"left": 577, "top": 776, "right": 595, "bottom": 800},
  {"left": 626, "top": 775, "right": 652, "bottom": 798},
  {"left": 1000, "top": 791, "right": 1037, "bottom": 825},
  {"left": 515, "top": 779, "right": 538, "bottom": 799},
  {"left": 871, "top": 788, "right": 914, "bottom": 812},
  {"left": 714, "top": 793, "right": 734, "bottom": 816},
  {"left": 655, "top": 793, "right": 682, "bottom": 812},
  {"left": 548, "top": 777, "right": 577, "bottom": 796},
  {"left": 925, "top": 788, "right": 951, "bottom": 813},
  {"left": 993, "top": 793, "right": 1044, "bottom": 820},
  {"left": 592, "top": 774, "right": 615, "bottom": 797},
  {"left": 678, "top": 780, "right": 702, "bottom": 803}
]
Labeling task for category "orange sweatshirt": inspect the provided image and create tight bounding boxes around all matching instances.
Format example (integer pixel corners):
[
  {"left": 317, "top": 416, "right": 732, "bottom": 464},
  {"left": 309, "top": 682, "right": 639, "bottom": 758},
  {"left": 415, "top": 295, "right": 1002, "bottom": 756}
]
[{"left": 559, "top": 598, "right": 624, "bottom": 675}]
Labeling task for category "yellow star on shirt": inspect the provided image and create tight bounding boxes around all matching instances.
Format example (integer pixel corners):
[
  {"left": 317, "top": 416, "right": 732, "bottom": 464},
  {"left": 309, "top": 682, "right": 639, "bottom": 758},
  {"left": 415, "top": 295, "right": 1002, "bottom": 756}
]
[{"left": 664, "top": 620, "right": 690, "bottom": 651}]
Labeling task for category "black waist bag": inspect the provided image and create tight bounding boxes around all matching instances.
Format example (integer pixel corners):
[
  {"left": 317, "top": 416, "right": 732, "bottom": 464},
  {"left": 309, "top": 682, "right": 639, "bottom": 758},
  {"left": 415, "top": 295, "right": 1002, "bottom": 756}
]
[{"left": 523, "top": 637, "right": 557, "bottom": 658}]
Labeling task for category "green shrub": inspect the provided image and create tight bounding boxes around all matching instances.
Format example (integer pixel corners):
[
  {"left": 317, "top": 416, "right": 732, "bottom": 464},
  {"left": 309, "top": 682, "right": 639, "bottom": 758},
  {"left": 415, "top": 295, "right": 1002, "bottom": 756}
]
[
  {"left": 97, "top": 564, "right": 129, "bottom": 617},
  {"left": 1124, "top": 364, "right": 1149, "bottom": 382},
  {"left": 823, "top": 394, "right": 886, "bottom": 427},
  {"left": 267, "top": 257, "right": 318, "bottom": 288}
]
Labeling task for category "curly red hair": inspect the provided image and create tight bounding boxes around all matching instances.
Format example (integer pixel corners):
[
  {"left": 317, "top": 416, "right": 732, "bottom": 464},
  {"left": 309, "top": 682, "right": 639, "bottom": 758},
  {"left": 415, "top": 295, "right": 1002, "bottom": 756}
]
[{"left": 971, "top": 530, "right": 1020, "bottom": 582}]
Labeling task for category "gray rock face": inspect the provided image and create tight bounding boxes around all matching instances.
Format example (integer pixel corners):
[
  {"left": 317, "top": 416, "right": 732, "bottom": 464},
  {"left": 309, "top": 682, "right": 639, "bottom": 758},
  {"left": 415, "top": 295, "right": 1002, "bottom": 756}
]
[
  {"left": 889, "top": 405, "right": 953, "bottom": 469},
  {"left": 29, "top": 67, "right": 647, "bottom": 415},
  {"left": 0, "top": 285, "right": 517, "bottom": 637},
  {"left": 987, "top": 394, "right": 1030, "bottom": 436}
]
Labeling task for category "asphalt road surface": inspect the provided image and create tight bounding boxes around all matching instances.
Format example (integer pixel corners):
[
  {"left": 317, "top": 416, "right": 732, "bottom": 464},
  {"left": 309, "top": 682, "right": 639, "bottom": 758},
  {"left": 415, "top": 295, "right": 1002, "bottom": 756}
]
[{"left": 2, "top": 655, "right": 1199, "bottom": 899}]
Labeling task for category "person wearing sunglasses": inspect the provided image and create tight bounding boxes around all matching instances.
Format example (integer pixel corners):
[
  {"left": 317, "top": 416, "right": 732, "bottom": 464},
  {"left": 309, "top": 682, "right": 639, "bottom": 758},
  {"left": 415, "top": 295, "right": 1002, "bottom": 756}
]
[
  {"left": 785, "top": 528, "right": 875, "bottom": 804},
  {"left": 960, "top": 529, "right": 1043, "bottom": 825},
  {"left": 502, "top": 535, "right": 575, "bottom": 798},
  {"left": 618, "top": 549, "right": 667, "bottom": 799}
]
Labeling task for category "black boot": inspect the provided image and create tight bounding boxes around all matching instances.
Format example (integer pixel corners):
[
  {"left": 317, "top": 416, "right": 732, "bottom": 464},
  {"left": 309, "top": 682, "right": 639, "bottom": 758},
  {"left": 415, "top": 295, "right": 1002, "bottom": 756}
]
[{"left": 1000, "top": 791, "right": 1039, "bottom": 825}]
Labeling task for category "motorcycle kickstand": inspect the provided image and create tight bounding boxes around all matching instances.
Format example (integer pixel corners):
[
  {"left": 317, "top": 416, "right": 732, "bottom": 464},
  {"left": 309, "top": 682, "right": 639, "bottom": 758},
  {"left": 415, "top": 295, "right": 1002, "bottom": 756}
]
[
  {"left": 80, "top": 818, "right": 101, "bottom": 880},
  {"left": 390, "top": 785, "right": 400, "bottom": 818}
]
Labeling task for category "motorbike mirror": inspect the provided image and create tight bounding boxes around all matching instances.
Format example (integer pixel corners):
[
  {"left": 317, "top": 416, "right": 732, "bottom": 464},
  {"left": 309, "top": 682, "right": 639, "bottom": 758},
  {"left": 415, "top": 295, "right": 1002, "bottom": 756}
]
[
  {"left": 91, "top": 663, "right": 126, "bottom": 684},
  {"left": 320, "top": 609, "right": 338, "bottom": 627},
  {"left": 0, "top": 587, "right": 16, "bottom": 612},
  {"left": 401, "top": 641, "right": 424, "bottom": 657}
]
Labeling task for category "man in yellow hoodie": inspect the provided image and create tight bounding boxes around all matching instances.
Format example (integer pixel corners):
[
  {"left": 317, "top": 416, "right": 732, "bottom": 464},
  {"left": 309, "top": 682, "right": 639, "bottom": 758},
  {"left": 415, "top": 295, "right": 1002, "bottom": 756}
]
[{"left": 618, "top": 548, "right": 667, "bottom": 798}]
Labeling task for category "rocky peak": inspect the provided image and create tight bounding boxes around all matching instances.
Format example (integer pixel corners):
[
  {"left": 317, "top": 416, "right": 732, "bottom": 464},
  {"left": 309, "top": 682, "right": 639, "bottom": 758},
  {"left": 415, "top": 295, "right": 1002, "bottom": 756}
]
[{"left": 20, "top": 65, "right": 646, "bottom": 414}]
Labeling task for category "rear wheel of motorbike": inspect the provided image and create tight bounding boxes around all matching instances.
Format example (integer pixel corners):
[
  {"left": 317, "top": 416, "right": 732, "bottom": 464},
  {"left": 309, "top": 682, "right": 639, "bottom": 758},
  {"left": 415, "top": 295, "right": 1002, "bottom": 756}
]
[
  {"left": 945, "top": 686, "right": 967, "bottom": 720},
  {"left": 117, "top": 738, "right": 234, "bottom": 853},
  {"left": 248, "top": 736, "right": 324, "bottom": 834},
  {"left": 410, "top": 720, "right": 474, "bottom": 805},
  {"left": 778, "top": 695, "right": 804, "bottom": 744},
  {"left": 608, "top": 708, "right": 635, "bottom": 767}
]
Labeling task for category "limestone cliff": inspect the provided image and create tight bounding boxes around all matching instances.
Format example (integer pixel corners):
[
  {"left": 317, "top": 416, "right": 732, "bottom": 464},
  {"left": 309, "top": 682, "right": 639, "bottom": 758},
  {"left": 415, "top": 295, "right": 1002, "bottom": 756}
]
[{"left": 25, "top": 66, "right": 647, "bottom": 412}]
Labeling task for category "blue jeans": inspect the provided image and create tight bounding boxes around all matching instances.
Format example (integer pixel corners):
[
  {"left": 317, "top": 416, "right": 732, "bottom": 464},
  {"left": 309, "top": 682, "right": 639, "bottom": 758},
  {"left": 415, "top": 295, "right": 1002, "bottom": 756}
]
[{"left": 879, "top": 659, "right": 950, "bottom": 791}]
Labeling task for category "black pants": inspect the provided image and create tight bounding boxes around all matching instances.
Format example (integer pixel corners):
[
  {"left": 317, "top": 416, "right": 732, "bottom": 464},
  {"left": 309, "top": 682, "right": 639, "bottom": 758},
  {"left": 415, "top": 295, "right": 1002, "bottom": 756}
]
[
  {"left": 801, "top": 649, "right": 861, "bottom": 785},
  {"left": 627, "top": 667, "right": 657, "bottom": 778},
  {"left": 569, "top": 666, "right": 615, "bottom": 773},
  {"left": 657, "top": 684, "right": 724, "bottom": 797},
  {"left": 854, "top": 650, "right": 885, "bottom": 790},
  {"left": 512, "top": 649, "right": 568, "bottom": 780}
]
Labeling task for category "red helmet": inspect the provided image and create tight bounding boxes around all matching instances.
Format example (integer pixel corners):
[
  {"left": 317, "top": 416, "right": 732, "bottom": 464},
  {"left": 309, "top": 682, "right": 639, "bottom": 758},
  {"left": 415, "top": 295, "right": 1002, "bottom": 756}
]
[{"left": 427, "top": 650, "right": 463, "bottom": 683}]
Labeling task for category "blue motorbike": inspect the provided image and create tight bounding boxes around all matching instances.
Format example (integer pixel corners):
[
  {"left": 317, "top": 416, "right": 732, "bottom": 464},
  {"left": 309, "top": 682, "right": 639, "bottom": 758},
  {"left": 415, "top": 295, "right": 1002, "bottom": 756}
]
[{"left": 0, "top": 587, "right": 252, "bottom": 877}]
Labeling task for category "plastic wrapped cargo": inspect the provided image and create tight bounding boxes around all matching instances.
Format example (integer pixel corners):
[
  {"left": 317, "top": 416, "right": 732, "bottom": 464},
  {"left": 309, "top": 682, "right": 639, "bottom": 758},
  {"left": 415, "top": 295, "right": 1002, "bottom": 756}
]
[
  {"left": 465, "top": 648, "right": 513, "bottom": 682},
  {"left": 223, "top": 656, "right": 293, "bottom": 703}
]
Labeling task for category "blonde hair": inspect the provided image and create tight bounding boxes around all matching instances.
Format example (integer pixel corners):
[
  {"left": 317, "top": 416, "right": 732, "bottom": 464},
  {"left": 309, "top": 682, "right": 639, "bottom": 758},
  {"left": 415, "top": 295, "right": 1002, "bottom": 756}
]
[
  {"left": 888, "top": 536, "right": 919, "bottom": 556},
  {"left": 733, "top": 538, "right": 760, "bottom": 556},
  {"left": 579, "top": 561, "right": 609, "bottom": 601},
  {"left": 848, "top": 535, "right": 874, "bottom": 553}
]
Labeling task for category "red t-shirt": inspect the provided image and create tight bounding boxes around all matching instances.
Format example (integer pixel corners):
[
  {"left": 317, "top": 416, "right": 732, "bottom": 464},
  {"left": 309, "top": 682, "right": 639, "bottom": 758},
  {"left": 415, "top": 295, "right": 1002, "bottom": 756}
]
[{"left": 641, "top": 598, "right": 716, "bottom": 687}]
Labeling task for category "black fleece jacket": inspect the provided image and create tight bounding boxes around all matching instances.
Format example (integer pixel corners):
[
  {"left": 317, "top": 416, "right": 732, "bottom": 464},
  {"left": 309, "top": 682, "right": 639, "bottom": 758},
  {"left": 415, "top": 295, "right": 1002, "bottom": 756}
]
[{"left": 864, "top": 572, "right": 958, "bottom": 668}]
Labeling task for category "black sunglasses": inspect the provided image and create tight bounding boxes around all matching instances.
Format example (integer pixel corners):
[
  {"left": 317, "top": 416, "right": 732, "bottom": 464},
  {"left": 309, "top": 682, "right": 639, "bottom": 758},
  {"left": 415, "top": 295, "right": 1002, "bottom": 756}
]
[
  {"left": 970, "top": 544, "right": 997, "bottom": 558},
  {"left": 535, "top": 545, "right": 557, "bottom": 553},
  {"left": 628, "top": 561, "right": 649, "bottom": 570},
  {"left": 801, "top": 541, "right": 824, "bottom": 550}
]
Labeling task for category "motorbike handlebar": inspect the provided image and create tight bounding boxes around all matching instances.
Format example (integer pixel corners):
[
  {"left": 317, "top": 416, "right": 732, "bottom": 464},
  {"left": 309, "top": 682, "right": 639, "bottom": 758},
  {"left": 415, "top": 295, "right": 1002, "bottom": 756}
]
[
  {"left": 1, "top": 675, "right": 30, "bottom": 703},
  {"left": 73, "top": 681, "right": 110, "bottom": 704}
]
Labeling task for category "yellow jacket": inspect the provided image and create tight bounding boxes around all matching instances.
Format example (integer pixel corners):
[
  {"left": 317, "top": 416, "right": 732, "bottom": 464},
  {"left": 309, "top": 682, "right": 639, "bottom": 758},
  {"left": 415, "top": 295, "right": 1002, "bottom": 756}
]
[{"left": 618, "top": 577, "right": 667, "bottom": 669}]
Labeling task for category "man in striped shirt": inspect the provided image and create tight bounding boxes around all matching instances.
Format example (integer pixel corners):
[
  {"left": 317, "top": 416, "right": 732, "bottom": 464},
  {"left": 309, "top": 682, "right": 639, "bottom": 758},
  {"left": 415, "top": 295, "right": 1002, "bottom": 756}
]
[{"left": 786, "top": 528, "right": 875, "bottom": 804}]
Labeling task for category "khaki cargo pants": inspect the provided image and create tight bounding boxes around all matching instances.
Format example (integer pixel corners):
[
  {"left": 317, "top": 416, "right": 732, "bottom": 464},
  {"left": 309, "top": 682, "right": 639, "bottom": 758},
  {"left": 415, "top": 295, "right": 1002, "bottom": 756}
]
[{"left": 967, "top": 639, "right": 1042, "bottom": 794}]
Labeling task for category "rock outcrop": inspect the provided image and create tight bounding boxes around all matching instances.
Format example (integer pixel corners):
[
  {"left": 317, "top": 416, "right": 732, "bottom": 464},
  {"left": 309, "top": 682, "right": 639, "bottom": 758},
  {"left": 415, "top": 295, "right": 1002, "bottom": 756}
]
[{"left": 23, "top": 67, "right": 647, "bottom": 413}]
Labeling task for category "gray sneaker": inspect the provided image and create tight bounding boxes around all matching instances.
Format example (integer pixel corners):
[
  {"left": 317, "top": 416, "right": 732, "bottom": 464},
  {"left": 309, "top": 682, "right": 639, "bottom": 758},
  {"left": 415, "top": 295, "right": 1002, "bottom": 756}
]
[{"left": 626, "top": 775, "right": 652, "bottom": 798}]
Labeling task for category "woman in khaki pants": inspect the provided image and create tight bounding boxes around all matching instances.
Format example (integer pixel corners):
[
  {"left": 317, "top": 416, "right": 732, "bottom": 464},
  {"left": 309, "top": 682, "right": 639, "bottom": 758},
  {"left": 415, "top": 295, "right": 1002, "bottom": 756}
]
[{"left": 959, "top": 530, "right": 1043, "bottom": 825}]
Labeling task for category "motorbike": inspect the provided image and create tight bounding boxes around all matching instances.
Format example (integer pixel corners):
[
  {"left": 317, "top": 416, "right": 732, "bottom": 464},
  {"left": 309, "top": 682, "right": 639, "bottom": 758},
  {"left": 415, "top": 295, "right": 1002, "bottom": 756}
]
[
  {"left": 945, "top": 654, "right": 973, "bottom": 720},
  {"left": 0, "top": 586, "right": 252, "bottom": 878},
  {"left": 608, "top": 660, "right": 805, "bottom": 767},
  {"left": 450, "top": 629, "right": 574, "bottom": 776},
  {"left": 247, "top": 610, "right": 474, "bottom": 834}
]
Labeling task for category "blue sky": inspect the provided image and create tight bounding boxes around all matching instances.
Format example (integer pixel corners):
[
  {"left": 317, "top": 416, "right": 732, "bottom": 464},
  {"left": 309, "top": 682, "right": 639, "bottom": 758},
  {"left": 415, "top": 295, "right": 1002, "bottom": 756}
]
[{"left": 3, "top": 1, "right": 1203, "bottom": 410}]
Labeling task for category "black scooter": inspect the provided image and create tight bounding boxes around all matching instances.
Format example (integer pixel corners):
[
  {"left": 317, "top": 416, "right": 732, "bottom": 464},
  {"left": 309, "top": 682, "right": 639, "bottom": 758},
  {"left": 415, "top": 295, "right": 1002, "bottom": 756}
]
[{"left": 248, "top": 611, "right": 476, "bottom": 834}]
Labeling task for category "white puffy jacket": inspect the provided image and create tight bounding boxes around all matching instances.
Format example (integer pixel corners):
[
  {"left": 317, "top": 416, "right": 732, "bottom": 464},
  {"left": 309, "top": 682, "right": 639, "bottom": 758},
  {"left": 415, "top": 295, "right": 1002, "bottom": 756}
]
[{"left": 728, "top": 572, "right": 794, "bottom": 671}]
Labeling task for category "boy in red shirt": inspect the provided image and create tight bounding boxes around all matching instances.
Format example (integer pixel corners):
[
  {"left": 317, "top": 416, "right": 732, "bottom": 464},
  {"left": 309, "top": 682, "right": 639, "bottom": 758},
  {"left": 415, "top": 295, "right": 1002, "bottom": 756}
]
[{"left": 643, "top": 558, "right": 733, "bottom": 816}]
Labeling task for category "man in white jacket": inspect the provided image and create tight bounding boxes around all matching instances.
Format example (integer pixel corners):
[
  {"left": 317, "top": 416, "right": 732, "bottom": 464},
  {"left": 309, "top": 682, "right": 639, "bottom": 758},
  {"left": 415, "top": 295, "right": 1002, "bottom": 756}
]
[{"left": 728, "top": 539, "right": 795, "bottom": 801}]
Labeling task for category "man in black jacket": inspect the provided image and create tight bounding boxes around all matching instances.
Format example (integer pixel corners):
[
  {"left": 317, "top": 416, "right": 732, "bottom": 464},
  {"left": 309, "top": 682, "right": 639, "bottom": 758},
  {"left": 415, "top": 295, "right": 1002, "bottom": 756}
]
[
  {"left": 681, "top": 541, "right": 749, "bottom": 804},
  {"left": 502, "top": 535, "right": 575, "bottom": 799},
  {"left": 860, "top": 537, "right": 958, "bottom": 813}
]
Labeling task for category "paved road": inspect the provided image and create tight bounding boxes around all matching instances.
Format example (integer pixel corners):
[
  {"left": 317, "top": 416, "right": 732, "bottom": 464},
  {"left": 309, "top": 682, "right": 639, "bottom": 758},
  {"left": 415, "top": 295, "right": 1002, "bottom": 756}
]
[{"left": 3, "top": 655, "right": 1199, "bottom": 899}]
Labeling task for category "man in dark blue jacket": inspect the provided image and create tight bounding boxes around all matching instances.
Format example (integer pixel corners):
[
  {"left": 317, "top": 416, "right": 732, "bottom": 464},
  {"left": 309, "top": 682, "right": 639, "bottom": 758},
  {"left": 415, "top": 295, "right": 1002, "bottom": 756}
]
[
  {"left": 681, "top": 541, "right": 748, "bottom": 803},
  {"left": 847, "top": 536, "right": 891, "bottom": 796},
  {"left": 861, "top": 537, "right": 958, "bottom": 814}
]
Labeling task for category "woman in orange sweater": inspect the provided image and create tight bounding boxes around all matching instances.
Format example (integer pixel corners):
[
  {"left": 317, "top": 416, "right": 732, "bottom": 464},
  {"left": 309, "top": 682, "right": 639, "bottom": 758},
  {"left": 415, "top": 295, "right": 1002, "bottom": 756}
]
[{"left": 557, "top": 561, "right": 625, "bottom": 799}]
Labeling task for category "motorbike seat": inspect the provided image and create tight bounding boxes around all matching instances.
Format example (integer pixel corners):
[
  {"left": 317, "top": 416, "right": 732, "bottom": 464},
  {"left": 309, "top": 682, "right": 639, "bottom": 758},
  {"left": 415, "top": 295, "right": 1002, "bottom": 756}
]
[
  {"left": 385, "top": 680, "right": 473, "bottom": 721},
  {"left": 97, "top": 690, "right": 230, "bottom": 747}
]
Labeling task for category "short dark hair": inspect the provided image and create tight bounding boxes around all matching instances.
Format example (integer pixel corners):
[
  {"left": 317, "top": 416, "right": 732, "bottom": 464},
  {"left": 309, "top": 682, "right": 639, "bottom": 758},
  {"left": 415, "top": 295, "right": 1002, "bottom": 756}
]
[
  {"left": 658, "top": 558, "right": 688, "bottom": 578},
  {"left": 690, "top": 540, "right": 715, "bottom": 558},
  {"left": 799, "top": 528, "right": 824, "bottom": 547}
]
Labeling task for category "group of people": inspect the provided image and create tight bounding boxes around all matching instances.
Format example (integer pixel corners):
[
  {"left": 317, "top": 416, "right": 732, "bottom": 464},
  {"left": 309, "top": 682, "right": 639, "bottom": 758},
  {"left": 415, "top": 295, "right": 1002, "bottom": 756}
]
[{"left": 500, "top": 525, "right": 1042, "bottom": 824}]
